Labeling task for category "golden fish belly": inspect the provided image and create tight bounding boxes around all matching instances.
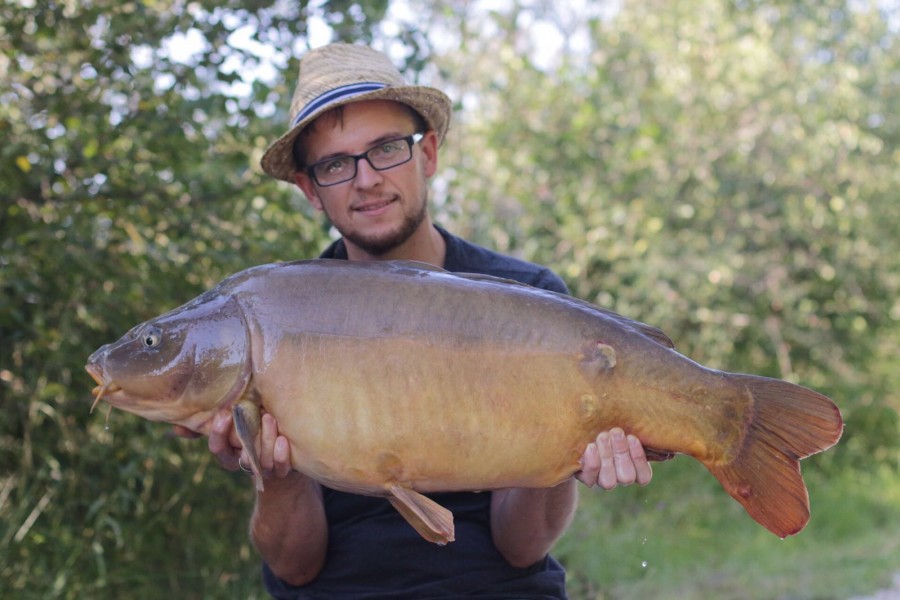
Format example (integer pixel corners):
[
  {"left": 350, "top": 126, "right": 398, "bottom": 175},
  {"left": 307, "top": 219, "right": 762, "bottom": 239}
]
[
  {"left": 252, "top": 330, "right": 749, "bottom": 496},
  {"left": 257, "top": 335, "right": 606, "bottom": 494}
]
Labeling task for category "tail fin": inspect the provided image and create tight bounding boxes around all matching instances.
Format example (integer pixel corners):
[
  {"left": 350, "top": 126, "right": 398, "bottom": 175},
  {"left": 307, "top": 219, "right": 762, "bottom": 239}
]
[{"left": 706, "top": 374, "right": 843, "bottom": 538}]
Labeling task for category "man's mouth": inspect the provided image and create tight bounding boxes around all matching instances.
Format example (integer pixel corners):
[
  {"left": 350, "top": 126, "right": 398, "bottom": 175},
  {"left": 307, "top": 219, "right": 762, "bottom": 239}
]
[{"left": 353, "top": 198, "right": 395, "bottom": 213}]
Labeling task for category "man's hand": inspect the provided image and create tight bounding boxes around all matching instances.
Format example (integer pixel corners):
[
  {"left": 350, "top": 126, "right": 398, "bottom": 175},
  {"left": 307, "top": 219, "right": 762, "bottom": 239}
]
[
  {"left": 172, "top": 411, "right": 293, "bottom": 479},
  {"left": 576, "top": 427, "right": 652, "bottom": 489},
  {"left": 247, "top": 412, "right": 293, "bottom": 479}
]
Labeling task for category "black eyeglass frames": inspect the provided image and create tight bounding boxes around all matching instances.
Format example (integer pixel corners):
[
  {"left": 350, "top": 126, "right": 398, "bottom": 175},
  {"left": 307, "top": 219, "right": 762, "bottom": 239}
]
[{"left": 306, "top": 132, "right": 424, "bottom": 187}]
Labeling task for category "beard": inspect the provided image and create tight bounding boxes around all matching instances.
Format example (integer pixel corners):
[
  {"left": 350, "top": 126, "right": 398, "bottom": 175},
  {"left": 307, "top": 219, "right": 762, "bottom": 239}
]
[{"left": 331, "top": 190, "right": 430, "bottom": 257}]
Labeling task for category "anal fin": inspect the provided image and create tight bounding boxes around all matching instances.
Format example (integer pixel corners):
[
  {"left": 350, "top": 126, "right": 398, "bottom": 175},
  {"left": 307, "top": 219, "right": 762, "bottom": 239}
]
[{"left": 387, "top": 484, "right": 455, "bottom": 545}]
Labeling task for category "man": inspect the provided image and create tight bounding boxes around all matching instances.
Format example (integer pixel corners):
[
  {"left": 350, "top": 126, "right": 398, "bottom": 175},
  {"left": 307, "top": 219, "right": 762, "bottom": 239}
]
[{"left": 186, "top": 43, "right": 652, "bottom": 598}]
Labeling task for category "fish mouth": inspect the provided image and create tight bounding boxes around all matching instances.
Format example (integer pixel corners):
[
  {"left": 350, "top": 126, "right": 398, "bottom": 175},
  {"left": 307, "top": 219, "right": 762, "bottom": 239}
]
[{"left": 85, "top": 363, "right": 122, "bottom": 413}]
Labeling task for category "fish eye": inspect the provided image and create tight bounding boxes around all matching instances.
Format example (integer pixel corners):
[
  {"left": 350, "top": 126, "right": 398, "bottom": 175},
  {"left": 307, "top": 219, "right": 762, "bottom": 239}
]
[{"left": 141, "top": 326, "right": 162, "bottom": 348}]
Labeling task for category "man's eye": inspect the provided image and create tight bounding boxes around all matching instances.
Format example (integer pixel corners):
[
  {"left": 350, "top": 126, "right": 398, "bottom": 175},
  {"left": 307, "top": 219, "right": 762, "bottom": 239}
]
[
  {"left": 375, "top": 141, "right": 402, "bottom": 156},
  {"left": 324, "top": 158, "right": 349, "bottom": 173}
]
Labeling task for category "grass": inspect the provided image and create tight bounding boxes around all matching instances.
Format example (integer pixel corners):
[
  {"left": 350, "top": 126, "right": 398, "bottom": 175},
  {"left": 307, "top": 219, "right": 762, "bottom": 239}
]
[{"left": 555, "top": 458, "right": 900, "bottom": 599}]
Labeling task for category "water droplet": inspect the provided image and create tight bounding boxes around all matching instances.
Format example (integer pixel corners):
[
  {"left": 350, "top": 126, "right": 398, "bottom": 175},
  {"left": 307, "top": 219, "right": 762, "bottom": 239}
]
[
  {"left": 641, "top": 560, "right": 648, "bottom": 568},
  {"left": 642, "top": 537, "right": 648, "bottom": 545}
]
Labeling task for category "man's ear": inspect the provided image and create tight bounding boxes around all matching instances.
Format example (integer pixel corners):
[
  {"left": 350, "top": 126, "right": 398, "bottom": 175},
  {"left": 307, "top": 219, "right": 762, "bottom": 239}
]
[
  {"left": 295, "top": 172, "right": 324, "bottom": 211},
  {"left": 420, "top": 130, "right": 439, "bottom": 178}
]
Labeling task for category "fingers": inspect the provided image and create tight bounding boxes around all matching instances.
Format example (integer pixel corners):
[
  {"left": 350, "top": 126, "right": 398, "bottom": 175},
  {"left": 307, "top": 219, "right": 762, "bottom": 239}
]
[
  {"left": 199, "top": 408, "right": 291, "bottom": 482},
  {"left": 209, "top": 412, "right": 241, "bottom": 471},
  {"left": 629, "top": 433, "right": 653, "bottom": 486},
  {"left": 239, "top": 412, "right": 293, "bottom": 480},
  {"left": 575, "top": 442, "right": 600, "bottom": 487},
  {"left": 258, "top": 412, "right": 277, "bottom": 473},
  {"left": 577, "top": 428, "right": 652, "bottom": 490},
  {"left": 273, "top": 436, "right": 292, "bottom": 478},
  {"left": 596, "top": 428, "right": 635, "bottom": 489}
]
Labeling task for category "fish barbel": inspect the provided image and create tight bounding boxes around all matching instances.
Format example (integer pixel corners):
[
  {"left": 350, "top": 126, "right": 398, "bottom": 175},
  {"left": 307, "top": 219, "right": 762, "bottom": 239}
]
[{"left": 86, "top": 259, "right": 842, "bottom": 543}]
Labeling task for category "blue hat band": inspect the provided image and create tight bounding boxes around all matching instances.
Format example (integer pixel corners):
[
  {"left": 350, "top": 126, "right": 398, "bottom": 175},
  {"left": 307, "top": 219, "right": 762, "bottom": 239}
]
[{"left": 291, "top": 82, "right": 388, "bottom": 127}]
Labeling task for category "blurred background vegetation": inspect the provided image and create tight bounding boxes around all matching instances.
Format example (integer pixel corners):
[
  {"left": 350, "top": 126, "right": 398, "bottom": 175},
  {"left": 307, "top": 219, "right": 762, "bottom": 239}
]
[{"left": 1, "top": 0, "right": 898, "bottom": 598}]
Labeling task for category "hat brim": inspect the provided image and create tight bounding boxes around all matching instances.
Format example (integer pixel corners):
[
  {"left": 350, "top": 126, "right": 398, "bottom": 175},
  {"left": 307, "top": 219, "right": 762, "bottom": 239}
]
[{"left": 260, "top": 85, "right": 452, "bottom": 182}]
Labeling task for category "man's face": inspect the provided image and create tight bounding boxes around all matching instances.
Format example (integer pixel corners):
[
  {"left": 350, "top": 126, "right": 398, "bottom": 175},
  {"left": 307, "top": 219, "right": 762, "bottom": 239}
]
[{"left": 295, "top": 100, "right": 439, "bottom": 257}]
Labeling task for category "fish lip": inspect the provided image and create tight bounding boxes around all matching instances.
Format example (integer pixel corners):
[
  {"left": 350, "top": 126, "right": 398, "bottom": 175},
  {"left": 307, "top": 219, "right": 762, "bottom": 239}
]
[
  {"left": 85, "top": 363, "right": 106, "bottom": 387},
  {"left": 85, "top": 362, "right": 122, "bottom": 413},
  {"left": 85, "top": 363, "right": 121, "bottom": 397}
]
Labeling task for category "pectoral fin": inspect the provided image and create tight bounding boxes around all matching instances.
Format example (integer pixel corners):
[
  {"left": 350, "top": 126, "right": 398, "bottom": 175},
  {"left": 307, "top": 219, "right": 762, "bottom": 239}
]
[
  {"left": 644, "top": 447, "right": 676, "bottom": 461},
  {"left": 232, "top": 399, "right": 264, "bottom": 492},
  {"left": 387, "top": 484, "right": 455, "bottom": 545}
]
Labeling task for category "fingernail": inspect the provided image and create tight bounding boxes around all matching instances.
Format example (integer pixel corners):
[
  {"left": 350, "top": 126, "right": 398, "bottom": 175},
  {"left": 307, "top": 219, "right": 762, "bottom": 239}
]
[{"left": 612, "top": 428, "right": 625, "bottom": 441}]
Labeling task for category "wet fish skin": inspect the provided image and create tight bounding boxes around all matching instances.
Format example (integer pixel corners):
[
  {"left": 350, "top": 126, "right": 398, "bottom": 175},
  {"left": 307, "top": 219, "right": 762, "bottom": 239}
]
[
  {"left": 88, "top": 292, "right": 251, "bottom": 431},
  {"left": 86, "top": 259, "right": 843, "bottom": 543}
]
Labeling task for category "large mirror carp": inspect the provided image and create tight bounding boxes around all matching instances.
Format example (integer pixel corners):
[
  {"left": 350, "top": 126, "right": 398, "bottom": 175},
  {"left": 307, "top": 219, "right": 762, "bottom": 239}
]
[{"left": 87, "top": 259, "right": 842, "bottom": 544}]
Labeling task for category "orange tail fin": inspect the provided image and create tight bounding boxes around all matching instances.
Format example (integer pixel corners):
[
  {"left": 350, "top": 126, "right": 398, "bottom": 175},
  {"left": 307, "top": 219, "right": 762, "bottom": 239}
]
[{"left": 706, "top": 374, "right": 843, "bottom": 537}]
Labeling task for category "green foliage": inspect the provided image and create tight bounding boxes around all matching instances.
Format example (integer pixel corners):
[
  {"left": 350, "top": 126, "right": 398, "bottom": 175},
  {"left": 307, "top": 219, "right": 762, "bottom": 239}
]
[
  {"left": 436, "top": 0, "right": 899, "bottom": 464},
  {"left": 0, "top": 0, "right": 390, "bottom": 597},
  {"left": 432, "top": 1, "right": 899, "bottom": 593},
  {"left": 2, "top": 0, "right": 898, "bottom": 597}
]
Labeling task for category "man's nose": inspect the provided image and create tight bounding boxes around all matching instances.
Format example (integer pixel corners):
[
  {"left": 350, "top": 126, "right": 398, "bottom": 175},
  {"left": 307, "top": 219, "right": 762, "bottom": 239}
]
[{"left": 353, "top": 156, "right": 384, "bottom": 188}]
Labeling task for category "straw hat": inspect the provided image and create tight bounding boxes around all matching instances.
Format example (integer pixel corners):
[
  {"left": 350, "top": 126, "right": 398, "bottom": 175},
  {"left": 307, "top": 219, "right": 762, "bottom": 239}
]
[{"left": 260, "top": 43, "right": 452, "bottom": 182}]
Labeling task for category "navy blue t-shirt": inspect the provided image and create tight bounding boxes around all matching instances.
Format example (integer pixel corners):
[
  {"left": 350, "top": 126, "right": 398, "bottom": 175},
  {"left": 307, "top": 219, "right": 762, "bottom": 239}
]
[{"left": 262, "top": 226, "right": 570, "bottom": 599}]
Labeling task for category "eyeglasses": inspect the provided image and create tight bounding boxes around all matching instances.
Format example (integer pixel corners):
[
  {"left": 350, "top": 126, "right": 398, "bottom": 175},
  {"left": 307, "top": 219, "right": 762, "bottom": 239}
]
[{"left": 306, "top": 132, "right": 424, "bottom": 187}]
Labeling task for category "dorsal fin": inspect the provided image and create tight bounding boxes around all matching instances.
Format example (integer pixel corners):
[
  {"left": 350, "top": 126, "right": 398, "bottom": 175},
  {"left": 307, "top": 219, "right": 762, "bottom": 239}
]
[{"left": 583, "top": 303, "right": 676, "bottom": 349}]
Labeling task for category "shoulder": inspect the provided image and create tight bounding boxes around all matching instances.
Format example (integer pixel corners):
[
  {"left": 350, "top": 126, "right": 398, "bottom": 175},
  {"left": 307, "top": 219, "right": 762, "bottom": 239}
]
[
  {"left": 318, "top": 238, "right": 347, "bottom": 259},
  {"left": 439, "top": 227, "right": 569, "bottom": 295}
]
